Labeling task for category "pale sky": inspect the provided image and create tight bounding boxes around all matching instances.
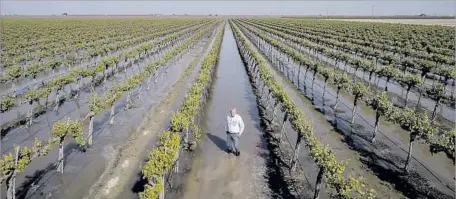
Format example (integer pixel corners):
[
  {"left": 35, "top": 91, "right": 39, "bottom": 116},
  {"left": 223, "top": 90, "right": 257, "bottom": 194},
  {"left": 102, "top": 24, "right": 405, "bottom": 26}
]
[{"left": 1, "top": 1, "right": 454, "bottom": 16}]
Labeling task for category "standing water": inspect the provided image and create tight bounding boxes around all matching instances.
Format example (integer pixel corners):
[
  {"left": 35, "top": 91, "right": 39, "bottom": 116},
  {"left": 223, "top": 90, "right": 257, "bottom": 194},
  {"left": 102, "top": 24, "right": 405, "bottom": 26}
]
[{"left": 181, "top": 25, "right": 271, "bottom": 199}]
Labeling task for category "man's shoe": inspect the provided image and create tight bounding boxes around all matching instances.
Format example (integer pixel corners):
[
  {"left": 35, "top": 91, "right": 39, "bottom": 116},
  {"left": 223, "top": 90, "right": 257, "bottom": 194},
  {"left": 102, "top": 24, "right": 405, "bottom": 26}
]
[
  {"left": 235, "top": 151, "right": 240, "bottom": 156},
  {"left": 226, "top": 149, "right": 232, "bottom": 154}
]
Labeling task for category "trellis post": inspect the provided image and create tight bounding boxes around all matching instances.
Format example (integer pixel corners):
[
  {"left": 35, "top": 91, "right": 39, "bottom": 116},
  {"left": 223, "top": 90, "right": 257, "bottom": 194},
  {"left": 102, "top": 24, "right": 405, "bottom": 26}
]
[{"left": 278, "top": 112, "right": 289, "bottom": 142}]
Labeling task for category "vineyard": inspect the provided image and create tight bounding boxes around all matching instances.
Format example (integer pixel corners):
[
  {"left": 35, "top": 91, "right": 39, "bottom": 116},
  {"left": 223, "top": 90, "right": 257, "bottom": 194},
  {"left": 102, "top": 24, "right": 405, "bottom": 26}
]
[{"left": 0, "top": 16, "right": 454, "bottom": 199}]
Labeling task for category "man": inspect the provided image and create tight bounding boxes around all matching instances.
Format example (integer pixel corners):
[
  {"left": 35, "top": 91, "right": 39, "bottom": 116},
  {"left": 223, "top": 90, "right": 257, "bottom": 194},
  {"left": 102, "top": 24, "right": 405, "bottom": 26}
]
[{"left": 225, "top": 108, "right": 245, "bottom": 156}]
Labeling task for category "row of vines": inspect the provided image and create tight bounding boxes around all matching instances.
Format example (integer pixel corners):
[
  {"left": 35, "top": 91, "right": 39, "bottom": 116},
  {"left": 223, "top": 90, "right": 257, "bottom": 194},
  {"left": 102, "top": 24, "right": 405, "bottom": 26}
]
[
  {"left": 138, "top": 22, "right": 225, "bottom": 199},
  {"left": 231, "top": 20, "right": 376, "bottom": 199}
]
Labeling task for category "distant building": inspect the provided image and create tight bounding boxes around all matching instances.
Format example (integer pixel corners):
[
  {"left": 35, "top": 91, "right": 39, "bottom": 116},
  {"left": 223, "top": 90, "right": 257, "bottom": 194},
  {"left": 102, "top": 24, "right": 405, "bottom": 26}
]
[
  {"left": 419, "top": 13, "right": 426, "bottom": 17},
  {"left": 62, "top": 13, "right": 68, "bottom": 16}
]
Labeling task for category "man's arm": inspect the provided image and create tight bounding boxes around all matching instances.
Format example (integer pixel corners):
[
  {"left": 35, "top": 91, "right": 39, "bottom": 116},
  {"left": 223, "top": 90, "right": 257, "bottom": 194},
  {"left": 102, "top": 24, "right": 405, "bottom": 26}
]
[
  {"left": 238, "top": 116, "right": 245, "bottom": 135},
  {"left": 225, "top": 116, "right": 229, "bottom": 132}
]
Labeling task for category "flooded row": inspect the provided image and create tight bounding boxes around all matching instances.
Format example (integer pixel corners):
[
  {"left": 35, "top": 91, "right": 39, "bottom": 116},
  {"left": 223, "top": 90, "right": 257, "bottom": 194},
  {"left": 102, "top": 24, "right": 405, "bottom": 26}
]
[{"left": 178, "top": 24, "right": 272, "bottom": 199}]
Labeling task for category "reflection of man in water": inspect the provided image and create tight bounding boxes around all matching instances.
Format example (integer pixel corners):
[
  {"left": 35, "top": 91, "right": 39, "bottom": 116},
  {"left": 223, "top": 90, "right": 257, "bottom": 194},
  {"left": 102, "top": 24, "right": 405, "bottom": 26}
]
[{"left": 225, "top": 108, "right": 245, "bottom": 156}]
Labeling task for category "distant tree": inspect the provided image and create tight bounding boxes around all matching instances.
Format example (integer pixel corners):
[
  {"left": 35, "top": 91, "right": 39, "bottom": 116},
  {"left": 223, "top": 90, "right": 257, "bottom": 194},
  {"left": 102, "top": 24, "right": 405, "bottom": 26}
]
[{"left": 62, "top": 13, "right": 68, "bottom": 16}]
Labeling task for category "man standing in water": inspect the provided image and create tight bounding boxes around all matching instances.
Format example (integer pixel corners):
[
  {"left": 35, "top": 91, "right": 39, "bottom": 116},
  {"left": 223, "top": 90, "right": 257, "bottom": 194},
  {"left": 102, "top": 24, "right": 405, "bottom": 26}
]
[{"left": 225, "top": 108, "right": 245, "bottom": 156}]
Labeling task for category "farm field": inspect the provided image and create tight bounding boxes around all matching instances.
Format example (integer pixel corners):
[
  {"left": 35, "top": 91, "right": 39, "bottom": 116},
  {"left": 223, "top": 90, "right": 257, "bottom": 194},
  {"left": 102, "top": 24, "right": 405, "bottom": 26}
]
[
  {"left": 326, "top": 18, "right": 456, "bottom": 26},
  {"left": 1, "top": 16, "right": 455, "bottom": 199}
]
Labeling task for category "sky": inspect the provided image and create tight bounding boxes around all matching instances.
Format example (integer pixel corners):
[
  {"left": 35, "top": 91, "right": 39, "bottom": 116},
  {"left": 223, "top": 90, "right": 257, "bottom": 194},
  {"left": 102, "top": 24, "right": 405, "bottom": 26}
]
[{"left": 1, "top": 1, "right": 454, "bottom": 16}]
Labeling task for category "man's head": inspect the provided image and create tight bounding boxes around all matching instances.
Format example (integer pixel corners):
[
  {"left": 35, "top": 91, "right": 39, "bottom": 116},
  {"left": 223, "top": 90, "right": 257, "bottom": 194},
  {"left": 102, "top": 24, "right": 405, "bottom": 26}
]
[{"left": 230, "top": 108, "right": 237, "bottom": 117}]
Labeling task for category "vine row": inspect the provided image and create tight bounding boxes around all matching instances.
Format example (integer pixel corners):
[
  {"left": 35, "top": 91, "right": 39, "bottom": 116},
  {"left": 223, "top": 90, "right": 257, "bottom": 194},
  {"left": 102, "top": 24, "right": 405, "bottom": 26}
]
[
  {"left": 231, "top": 20, "right": 376, "bottom": 199},
  {"left": 139, "top": 22, "right": 225, "bottom": 199}
]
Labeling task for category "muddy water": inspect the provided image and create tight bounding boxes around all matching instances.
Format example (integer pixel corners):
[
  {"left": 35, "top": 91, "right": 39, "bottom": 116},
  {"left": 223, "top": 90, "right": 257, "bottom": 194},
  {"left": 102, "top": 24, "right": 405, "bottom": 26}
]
[
  {"left": 181, "top": 25, "right": 271, "bottom": 199},
  {"left": 241, "top": 26, "right": 455, "bottom": 198},
  {"left": 0, "top": 36, "right": 211, "bottom": 199}
]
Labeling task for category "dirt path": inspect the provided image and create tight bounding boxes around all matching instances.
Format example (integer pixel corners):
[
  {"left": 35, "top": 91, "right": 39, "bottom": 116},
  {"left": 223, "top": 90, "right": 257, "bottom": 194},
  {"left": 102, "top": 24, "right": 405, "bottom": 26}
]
[
  {"left": 181, "top": 25, "right": 271, "bottom": 199},
  {"left": 84, "top": 31, "right": 218, "bottom": 199}
]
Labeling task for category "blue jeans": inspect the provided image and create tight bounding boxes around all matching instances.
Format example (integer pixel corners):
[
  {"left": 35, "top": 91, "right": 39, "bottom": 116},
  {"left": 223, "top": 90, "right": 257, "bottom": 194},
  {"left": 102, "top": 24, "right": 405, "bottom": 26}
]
[{"left": 226, "top": 132, "right": 240, "bottom": 152}]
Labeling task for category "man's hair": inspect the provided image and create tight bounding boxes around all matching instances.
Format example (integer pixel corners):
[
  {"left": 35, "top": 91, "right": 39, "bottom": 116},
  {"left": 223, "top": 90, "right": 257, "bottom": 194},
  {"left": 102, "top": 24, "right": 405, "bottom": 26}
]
[{"left": 230, "top": 108, "right": 237, "bottom": 114}]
